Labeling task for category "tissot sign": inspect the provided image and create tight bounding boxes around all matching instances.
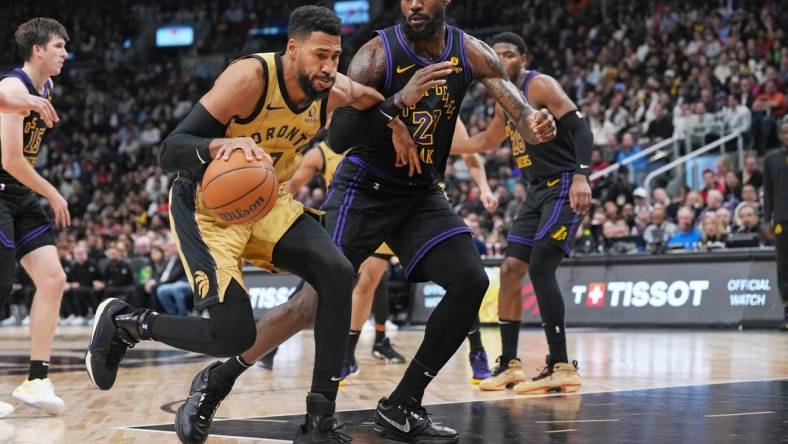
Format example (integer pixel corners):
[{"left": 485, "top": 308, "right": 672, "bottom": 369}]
[{"left": 410, "top": 253, "right": 782, "bottom": 327}]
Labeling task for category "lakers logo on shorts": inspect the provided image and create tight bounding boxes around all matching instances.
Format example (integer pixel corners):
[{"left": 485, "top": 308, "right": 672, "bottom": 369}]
[
  {"left": 551, "top": 226, "right": 568, "bottom": 241},
  {"left": 194, "top": 271, "right": 210, "bottom": 299},
  {"left": 776, "top": 224, "right": 783, "bottom": 235}
]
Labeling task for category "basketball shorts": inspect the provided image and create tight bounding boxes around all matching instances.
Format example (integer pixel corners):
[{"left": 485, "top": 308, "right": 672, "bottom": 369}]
[
  {"left": 506, "top": 171, "right": 581, "bottom": 262},
  {"left": 323, "top": 156, "right": 471, "bottom": 282},
  {"left": 169, "top": 176, "right": 306, "bottom": 310},
  {"left": 0, "top": 185, "right": 55, "bottom": 261}
]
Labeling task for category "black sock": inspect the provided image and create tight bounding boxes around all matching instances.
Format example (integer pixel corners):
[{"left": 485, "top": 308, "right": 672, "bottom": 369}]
[
  {"left": 467, "top": 316, "right": 484, "bottom": 352},
  {"left": 347, "top": 330, "right": 361, "bottom": 359},
  {"left": 29, "top": 360, "right": 49, "bottom": 380},
  {"left": 543, "top": 323, "right": 568, "bottom": 365},
  {"left": 467, "top": 330, "right": 483, "bottom": 352},
  {"left": 211, "top": 355, "right": 252, "bottom": 387},
  {"left": 499, "top": 319, "right": 521, "bottom": 361},
  {"left": 374, "top": 328, "right": 385, "bottom": 345},
  {"left": 389, "top": 358, "right": 433, "bottom": 406}
]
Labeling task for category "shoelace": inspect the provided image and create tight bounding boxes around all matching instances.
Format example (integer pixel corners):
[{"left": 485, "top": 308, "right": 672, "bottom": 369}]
[
  {"left": 196, "top": 390, "right": 221, "bottom": 423},
  {"left": 327, "top": 423, "right": 353, "bottom": 443},
  {"left": 489, "top": 357, "right": 506, "bottom": 377}
]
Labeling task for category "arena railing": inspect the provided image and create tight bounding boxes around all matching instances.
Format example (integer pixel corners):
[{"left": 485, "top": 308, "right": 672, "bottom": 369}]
[
  {"left": 589, "top": 136, "right": 681, "bottom": 183},
  {"left": 644, "top": 130, "right": 743, "bottom": 194}
]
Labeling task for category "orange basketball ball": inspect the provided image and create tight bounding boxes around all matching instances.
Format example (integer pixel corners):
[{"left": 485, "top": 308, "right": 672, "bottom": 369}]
[{"left": 201, "top": 150, "right": 277, "bottom": 225}]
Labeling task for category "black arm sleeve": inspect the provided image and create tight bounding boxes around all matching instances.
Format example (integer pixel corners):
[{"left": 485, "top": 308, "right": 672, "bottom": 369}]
[
  {"left": 158, "top": 103, "right": 227, "bottom": 173},
  {"left": 560, "top": 110, "right": 594, "bottom": 175},
  {"left": 327, "top": 105, "right": 392, "bottom": 154}
]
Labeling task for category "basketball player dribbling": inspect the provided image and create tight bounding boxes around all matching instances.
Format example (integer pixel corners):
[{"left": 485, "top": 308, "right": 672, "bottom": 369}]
[
  {"left": 0, "top": 17, "right": 70, "bottom": 418},
  {"left": 84, "top": 6, "right": 448, "bottom": 443},
  {"left": 452, "top": 32, "right": 593, "bottom": 394}
]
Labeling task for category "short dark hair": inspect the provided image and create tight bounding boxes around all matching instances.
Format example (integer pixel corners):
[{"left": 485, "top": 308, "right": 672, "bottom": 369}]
[
  {"left": 490, "top": 32, "right": 526, "bottom": 55},
  {"left": 15, "top": 18, "right": 69, "bottom": 61},
  {"left": 288, "top": 6, "right": 341, "bottom": 39}
]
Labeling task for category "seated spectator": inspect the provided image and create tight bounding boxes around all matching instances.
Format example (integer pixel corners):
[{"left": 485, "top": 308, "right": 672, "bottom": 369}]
[
  {"left": 98, "top": 244, "right": 135, "bottom": 303},
  {"left": 61, "top": 243, "right": 103, "bottom": 326},
  {"left": 645, "top": 103, "right": 674, "bottom": 142},
  {"left": 734, "top": 184, "right": 762, "bottom": 217},
  {"left": 155, "top": 243, "right": 192, "bottom": 316},
  {"left": 616, "top": 133, "right": 646, "bottom": 184},
  {"left": 722, "top": 170, "right": 742, "bottom": 210},
  {"left": 669, "top": 206, "right": 702, "bottom": 250},
  {"left": 504, "top": 183, "right": 526, "bottom": 226},
  {"left": 741, "top": 152, "right": 763, "bottom": 189},
  {"left": 700, "top": 212, "right": 727, "bottom": 250},
  {"left": 716, "top": 207, "right": 733, "bottom": 234},
  {"left": 699, "top": 190, "right": 724, "bottom": 222},
  {"left": 643, "top": 205, "right": 677, "bottom": 246},
  {"left": 699, "top": 169, "right": 724, "bottom": 203},
  {"left": 733, "top": 203, "right": 764, "bottom": 237},
  {"left": 719, "top": 94, "right": 752, "bottom": 135}
]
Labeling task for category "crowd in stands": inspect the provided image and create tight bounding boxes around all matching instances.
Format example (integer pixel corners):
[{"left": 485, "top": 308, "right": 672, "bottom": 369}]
[{"left": 0, "top": 1, "right": 784, "bottom": 324}]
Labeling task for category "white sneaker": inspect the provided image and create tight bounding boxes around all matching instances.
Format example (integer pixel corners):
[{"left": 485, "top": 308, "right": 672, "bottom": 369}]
[
  {"left": 12, "top": 378, "right": 65, "bottom": 415},
  {"left": 0, "top": 316, "right": 16, "bottom": 327},
  {"left": 68, "top": 316, "right": 86, "bottom": 327},
  {"left": 0, "top": 400, "right": 13, "bottom": 418},
  {"left": 20, "top": 316, "right": 30, "bottom": 326}
]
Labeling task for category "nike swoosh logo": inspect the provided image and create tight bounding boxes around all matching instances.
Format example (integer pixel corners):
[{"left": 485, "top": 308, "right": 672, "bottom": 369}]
[
  {"left": 423, "top": 371, "right": 435, "bottom": 378},
  {"left": 579, "top": 164, "right": 590, "bottom": 169},
  {"left": 396, "top": 64, "right": 416, "bottom": 74},
  {"left": 547, "top": 178, "right": 561, "bottom": 187},
  {"left": 379, "top": 411, "right": 411, "bottom": 433},
  {"left": 266, "top": 103, "right": 285, "bottom": 111},
  {"left": 330, "top": 376, "right": 343, "bottom": 381}
]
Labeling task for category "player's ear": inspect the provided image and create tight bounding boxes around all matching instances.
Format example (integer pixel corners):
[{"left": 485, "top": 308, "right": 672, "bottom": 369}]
[{"left": 287, "top": 38, "right": 298, "bottom": 57}]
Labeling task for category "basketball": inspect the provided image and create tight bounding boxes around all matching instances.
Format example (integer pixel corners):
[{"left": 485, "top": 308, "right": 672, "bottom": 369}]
[{"left": 201, "top": 149, "right": 277, "bottom": 225}]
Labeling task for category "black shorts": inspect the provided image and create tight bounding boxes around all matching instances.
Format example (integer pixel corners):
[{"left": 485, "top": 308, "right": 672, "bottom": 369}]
[
  {"left": 506, "top": 171, "right": 581, "bottom": 262},
  {"left": 323, "top": 156, "right": 471, "bottom": 282},
  {"left": 0, "top": 186, "right": 55, "bottom": 261}
]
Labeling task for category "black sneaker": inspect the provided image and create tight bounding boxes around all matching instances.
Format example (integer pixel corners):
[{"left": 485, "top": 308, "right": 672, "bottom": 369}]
[
  {"left": 373, "top": 397, "right": 458, "bottom": 443},
  {"left": 85, "top": 298, "right": 139, "bottom": 390},
  {"left": 372, "top": 337, "right": 407, "bottom": 364},
  {"left": 175, "top": 362, "right": 232, "bottom": 444},
  {"left": 294, "top": 392, "right": 352, "bottom": 443}
]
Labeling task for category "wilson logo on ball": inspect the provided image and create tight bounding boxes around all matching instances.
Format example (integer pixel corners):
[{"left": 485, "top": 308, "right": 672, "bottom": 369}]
[{"left": 217, "top": 196, "right": 267, "bottom": 222}]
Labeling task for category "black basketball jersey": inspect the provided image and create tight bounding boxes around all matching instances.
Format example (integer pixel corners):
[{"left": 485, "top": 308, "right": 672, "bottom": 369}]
[
  {"left": 0, "top": 68, "right": 53, "bottom": 189},
  {"left": 349, "top": 24, "right": 473, "bottom": 188},
  {"left": 506, "top": 70, "right": 578, "bottom": 182}
]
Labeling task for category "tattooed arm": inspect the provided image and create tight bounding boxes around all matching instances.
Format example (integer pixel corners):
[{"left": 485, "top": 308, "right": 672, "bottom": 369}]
[{"left": 464, "top": 34, "right": 555, "bottom": 145}]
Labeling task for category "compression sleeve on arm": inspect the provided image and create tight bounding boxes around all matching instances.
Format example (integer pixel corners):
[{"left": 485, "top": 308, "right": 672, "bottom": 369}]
[
  {"left": 327, "top": 105, "right": 392, "bottom": 154},
  {"left": 561, "top": 110, "right": 593, "bottom": 175},
  {"left": 159, "top": 103, "right": 227, "bottom": 173}
]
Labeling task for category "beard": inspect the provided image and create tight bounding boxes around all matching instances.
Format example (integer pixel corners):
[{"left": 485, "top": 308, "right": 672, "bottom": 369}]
[
  {"left": 297, "top": 69, "right": 332, "bottom": 102},
  {"left": 400, "top": 6, "right": 446, "bottom": 42}
]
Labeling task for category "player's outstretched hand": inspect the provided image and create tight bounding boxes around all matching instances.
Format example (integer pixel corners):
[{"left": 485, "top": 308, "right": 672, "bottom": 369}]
[
  {"left": 47, "top": 190, "right": 70, "bottom": 227},
  {"left": 398, "top": 61, "right": 454, "bottom": 107},
  {"left": 213, "top": 137, "right": 272, "bottom": 164},
  {"left": 481, "top": 190, "right": 499, "bottom": 213},
  {"left": 527, "top": 109, "right": 556, "bottom": 143},
  {"left": 0, "top": 90, "right": 59, "bottom": 128},
  {"left": 389, "top": 119, "right": 421, "bottom": 176},
  {"left": 569, "top": 174, "right": 592, "bottom": 214}
]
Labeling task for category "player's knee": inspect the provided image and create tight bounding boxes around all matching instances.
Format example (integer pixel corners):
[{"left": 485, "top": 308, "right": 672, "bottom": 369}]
[
  {"left": 458, "top": 266, "right": 489, "bottom": 301},
  {"left": 501, "top": 257, "right": 528, "bottom": 280},
  {"left": 528, "top": 257, "right": 558, "bottom": 280},
  {"left": 322, "top": 254, "right": 355, "bottom": 295},
  {"left": 37, "top": 269, "right": 67, "bottom": 297}
]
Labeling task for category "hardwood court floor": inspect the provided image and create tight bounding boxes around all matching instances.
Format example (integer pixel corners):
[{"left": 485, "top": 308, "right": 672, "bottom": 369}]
[{"left": 0, "top": 326, "right": 786, "bottom": 443}]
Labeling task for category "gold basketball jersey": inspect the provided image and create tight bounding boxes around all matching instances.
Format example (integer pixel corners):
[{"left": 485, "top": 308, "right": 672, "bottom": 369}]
[
  {"left": 225, "top": 52, "right": 327, "bottom": 183},
  {"left": 318, "top": 141, "right": 343, "bottom": 188}
]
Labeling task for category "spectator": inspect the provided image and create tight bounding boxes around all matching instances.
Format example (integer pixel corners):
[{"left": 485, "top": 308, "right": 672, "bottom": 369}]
[
  {"left": 616, "top": 133, "right": 646, "bottom": 184},
  {"left": 700, "top": 212, "right": 727, "bottom": 249},
  {"left": 645, "top": 103, "right": 674, "bottom": 142},
  {"left": 733, "top": 203, "right": 763, "bottom": 236},
  {"left": 643, "top": 205, "right": 677, "bottom": 246},
  {"left": 100, "top": 244, "right": 135, "bottom": 303},
  {"left": 61, "top": 244, "right": 102, "bottom": 326},
  {"left": 722, "top": 171, "right": 742, "bottom": 209},
  {"left": 741, "top": 152, "right": 764, "bottom": 189},
  {"left": 669, "top": 206, "right": 702, "bottom": 250},
  {"left": 699, "top": 169, "right": 724, "bottom": 203},
  {"left": 716, "top": 207, "right": 733, "bottom": 234},
  {"left": 155, "top": 243, "right": 192, "bottom": 316},
  {"left": 720, "top": 94, "right": 752, "bottom": 135},
  {"left": 699, "top": 189, "right": 724, "bottom": 221}
]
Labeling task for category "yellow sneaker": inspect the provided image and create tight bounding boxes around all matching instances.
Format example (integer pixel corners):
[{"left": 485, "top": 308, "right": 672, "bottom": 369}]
[
  {"left": 12, "top": 378, "right": 65, "bottom": 415},
  {"left": 478, "top": 357, "right": 526, "bottom": 391},
  {"left": 513, "top": 359, "right": 581, "bottom": 395}
]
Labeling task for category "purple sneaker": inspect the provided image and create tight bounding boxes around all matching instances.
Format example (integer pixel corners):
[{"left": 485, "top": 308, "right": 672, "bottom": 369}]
[
  {"left": 338, "top": 357, "right": 359, "bottom": 385},
  {"left": 469, "top": 349, "right": 491, "bottom": 384}
]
